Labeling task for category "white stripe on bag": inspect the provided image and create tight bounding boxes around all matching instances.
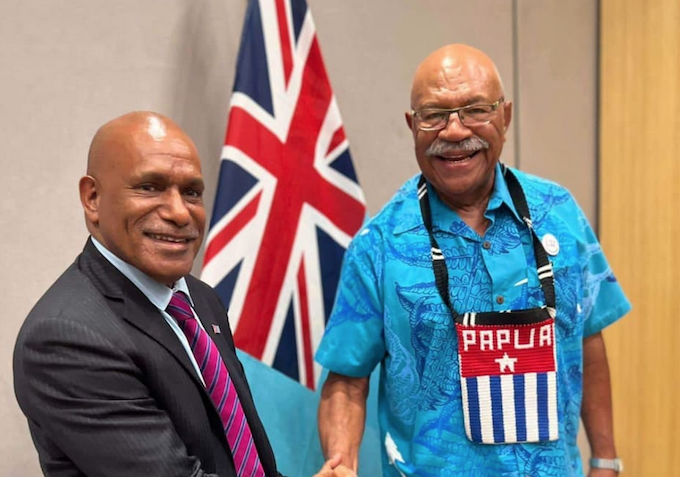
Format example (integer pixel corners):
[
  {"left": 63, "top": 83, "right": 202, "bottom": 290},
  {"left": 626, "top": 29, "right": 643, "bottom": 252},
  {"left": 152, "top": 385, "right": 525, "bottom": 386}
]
[
  {"left": 501, "top": 374, "right": 517, "bottom": 443},
  {"left": 524, "top": 373, "right": 539, "bottom": 442},
  {"left": 461, "top": 377, "right": 471, "bottom": 440},
  {"left": 477, "top": 376, "right": 494, "bottom": 443},
  {"left": 548, "top": 371, "right": 558, "bottom": 440}
]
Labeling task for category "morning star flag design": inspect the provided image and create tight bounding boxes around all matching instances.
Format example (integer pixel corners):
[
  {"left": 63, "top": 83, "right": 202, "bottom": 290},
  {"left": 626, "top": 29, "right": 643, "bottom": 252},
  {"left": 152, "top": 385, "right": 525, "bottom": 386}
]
[
  {"left": 456, "top": 317, "right": 559, "bottom": 444},
  {"left": 201, "top": 0, "right": 365, "bottom": 390}
]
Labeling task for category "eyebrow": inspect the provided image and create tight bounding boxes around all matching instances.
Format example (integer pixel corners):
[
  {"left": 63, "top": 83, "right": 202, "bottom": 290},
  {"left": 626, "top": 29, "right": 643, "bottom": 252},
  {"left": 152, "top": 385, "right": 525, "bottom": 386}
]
[
  {"left": 135, "top": 172, "right": 205, "bottom": 188},
  {"left": 419, "top": 95, "right": 493, "bottom": 109},
  {"left": 464, "top": 95, "right": 491, "bottom": 104}
]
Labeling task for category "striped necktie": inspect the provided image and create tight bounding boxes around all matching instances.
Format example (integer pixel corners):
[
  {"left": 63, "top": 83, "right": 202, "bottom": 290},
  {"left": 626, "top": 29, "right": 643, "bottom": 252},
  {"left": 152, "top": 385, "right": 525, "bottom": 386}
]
[{"left": 167, "top": 291, "right": 265, "bottom": 477}]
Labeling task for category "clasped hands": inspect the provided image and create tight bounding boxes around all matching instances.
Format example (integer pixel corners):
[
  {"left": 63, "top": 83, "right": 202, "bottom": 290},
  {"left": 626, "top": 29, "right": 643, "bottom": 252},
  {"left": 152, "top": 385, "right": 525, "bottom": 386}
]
[{"left": 313, "top": 454, "right": 358, "bottom": 477}]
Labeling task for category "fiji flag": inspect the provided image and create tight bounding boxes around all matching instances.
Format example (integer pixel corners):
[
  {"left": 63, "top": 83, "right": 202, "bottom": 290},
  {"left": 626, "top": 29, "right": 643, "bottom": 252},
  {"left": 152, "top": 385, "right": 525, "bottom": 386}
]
[
  {"left": 456, "top": 316, "right": 559, "bottom": 444},
  {"left": 200, "top": 0, "right": 365, "bottom": 389}
]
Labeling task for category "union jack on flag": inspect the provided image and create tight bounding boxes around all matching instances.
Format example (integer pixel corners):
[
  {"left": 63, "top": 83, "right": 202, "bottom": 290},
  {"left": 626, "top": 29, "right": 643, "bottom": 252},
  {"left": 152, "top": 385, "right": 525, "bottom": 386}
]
[{"left": 201, "top": 0, "right": 365, "bottom": 390}]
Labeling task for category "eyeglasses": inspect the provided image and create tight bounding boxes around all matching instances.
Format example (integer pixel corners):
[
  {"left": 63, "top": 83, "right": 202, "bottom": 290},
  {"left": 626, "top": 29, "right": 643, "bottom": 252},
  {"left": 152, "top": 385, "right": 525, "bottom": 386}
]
[{"left": 411, "top": 99, "right": 504, "bottom": 131}]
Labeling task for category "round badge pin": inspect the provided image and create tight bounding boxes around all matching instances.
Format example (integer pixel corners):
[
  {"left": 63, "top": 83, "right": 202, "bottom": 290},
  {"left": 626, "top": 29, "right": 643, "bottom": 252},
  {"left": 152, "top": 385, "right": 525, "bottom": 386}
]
[{"left": 541, "top": 233, "right": 560, "bottom": 256}]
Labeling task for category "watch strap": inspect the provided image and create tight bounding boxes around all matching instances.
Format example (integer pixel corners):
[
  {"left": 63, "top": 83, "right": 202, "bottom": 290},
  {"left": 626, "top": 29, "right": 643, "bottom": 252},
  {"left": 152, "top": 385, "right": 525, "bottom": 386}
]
[{"left": 590, "top": 457, "right": 624, "bottom": 472}]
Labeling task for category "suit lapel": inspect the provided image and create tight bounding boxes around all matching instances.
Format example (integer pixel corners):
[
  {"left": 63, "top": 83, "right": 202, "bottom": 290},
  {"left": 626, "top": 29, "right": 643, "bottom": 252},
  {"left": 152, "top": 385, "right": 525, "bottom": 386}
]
[
  {"left": 78, "top": 239, "right": 205, "bottom": 388},
  {"left": 121, "top": 287, "right": 205, "bottom": 387}
]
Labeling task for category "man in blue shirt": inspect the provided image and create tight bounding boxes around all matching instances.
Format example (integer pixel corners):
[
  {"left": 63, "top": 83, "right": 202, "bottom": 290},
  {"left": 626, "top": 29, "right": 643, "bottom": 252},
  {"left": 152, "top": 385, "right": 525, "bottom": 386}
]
[{"left": 315, "top": 44, "right": 630, "bottom": 477}]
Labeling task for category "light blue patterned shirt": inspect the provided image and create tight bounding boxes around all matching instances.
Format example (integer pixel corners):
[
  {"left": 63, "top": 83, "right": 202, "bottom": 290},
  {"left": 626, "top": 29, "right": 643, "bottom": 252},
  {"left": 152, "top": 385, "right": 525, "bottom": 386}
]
[{"left": 316, "top": 164, "right": 631, "bottom": 477}]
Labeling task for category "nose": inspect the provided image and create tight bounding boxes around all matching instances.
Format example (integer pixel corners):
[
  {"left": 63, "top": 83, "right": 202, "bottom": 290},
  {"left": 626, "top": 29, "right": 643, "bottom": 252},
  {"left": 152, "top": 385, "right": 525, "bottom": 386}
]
[
  {"left": 439, "top": 111, "right": 472, "bottom": 140},
  {"left": 160, "top": 188, "right": 191, "bottom": 227}
]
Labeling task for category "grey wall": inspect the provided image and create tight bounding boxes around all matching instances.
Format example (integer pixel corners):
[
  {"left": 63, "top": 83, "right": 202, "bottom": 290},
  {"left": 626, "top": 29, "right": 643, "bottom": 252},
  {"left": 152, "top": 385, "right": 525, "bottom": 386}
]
[{"left": 1, "top": 0, "right": 597, "bottom": 474}]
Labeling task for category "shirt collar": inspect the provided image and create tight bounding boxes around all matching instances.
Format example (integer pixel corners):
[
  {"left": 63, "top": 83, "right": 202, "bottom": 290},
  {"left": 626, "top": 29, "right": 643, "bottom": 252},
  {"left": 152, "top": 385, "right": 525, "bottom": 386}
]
[
  {"left": 91, "top": 237, "right": 194, "bottom": 311},
  {"left": 488, "top": 163, "right": 522, "bottom": 223},
  {"left": 394, "top": 162, "right": 522, "bottom": 235}
]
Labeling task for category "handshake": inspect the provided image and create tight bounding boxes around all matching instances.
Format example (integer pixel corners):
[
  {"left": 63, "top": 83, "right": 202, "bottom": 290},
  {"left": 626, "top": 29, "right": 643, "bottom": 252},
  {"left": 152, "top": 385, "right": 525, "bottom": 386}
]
[{"left": 313, "top": 454, "right": 358, "bottom": 477}]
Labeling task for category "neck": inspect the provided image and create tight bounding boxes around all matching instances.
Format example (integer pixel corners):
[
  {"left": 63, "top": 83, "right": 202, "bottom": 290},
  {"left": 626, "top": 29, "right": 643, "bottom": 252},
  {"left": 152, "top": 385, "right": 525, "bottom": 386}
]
[
  {"left": 445, "top": 198, "right": 491, "bottom": 236},
  {"left": 438, "top": 180, "right": 495, "bottom": 237}
]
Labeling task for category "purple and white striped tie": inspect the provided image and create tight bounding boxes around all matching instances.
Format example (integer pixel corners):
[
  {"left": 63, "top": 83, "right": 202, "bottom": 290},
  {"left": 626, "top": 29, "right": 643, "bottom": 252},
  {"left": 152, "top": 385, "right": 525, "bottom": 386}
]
[{"left": 167, "top": 291, "right": 265, "bottom": 477}]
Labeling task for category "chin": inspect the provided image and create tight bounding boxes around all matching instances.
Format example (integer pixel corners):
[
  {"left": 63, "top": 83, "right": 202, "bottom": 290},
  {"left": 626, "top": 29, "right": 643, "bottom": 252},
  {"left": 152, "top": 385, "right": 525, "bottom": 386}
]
[
  {"left": 158, "top": 274, "right": 186, "bottom": 287},
  {"left": 145, "top": 265, "right": 193, "bottom": 286}
]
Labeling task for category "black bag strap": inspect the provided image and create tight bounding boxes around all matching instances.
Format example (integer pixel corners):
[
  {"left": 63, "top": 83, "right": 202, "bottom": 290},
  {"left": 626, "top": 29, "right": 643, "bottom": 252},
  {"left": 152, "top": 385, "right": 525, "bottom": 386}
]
[
  {"left": 417, "top": 164, "right": 556, "bottom": 319},
  {"left": 417, "top": 178, "right": 458, "bottom": 317},
  {"left": 501, "top": 165, "right": 556, "bottom": 310}
]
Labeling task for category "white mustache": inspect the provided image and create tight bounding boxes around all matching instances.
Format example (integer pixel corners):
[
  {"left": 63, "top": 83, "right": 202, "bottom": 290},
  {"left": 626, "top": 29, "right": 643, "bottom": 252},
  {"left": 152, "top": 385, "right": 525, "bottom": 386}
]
[{"left": 425, "top": 137, "right": 490, "bottom": 157}]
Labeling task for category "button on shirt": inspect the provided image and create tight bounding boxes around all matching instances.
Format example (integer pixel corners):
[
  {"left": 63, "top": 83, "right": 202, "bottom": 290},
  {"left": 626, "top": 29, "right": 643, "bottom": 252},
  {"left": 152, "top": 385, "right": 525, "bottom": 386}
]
[
  {"left": 316, "top": 164, "right": 631, "bottom": 477},
  {"left": 91, "top": 238, "right": 206, "bottom": 384}
]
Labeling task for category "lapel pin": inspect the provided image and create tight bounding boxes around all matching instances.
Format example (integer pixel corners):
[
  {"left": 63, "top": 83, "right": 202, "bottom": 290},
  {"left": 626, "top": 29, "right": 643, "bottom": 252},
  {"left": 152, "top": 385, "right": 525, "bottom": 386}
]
[{"left": 211, "top": 324, "right": 221, "bottom": 334}]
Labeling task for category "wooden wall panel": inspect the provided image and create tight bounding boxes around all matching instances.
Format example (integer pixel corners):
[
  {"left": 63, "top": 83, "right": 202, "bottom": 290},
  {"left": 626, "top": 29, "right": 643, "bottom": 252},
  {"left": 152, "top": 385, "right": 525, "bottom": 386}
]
[{"left": 600, "top": 1, "right": 680, "bottom": 475}]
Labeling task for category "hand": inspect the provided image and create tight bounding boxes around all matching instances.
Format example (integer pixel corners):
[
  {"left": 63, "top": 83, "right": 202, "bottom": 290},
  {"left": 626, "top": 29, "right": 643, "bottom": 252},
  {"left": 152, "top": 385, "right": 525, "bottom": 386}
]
[
  {"left": 312, "top": 453, "right": 358, "bottom": 477},
  {"left": 588, "top": 468, "right": 618, "bottom": 477}
]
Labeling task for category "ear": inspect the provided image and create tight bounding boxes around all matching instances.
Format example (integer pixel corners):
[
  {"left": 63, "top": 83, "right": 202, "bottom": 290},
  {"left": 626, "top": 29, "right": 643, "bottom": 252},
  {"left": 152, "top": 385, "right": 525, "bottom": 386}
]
[
  {"left": 79, "top": 175, "right": 100, "bottom": 226},
  {"left": 502, "top": 100, "right": 513, "bottom": 132},
  {"left": 404, "top": 111, "right": 414, "bottom": 131}
]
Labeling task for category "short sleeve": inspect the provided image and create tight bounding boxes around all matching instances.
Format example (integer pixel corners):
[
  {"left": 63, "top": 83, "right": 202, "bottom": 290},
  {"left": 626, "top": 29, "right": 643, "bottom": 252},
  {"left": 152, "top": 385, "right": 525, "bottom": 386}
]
[
  {"left": 315, "top": 226, "right": 386, "bottom": 377},
  {"left": 578, "top": 210, "right": 632, "bottom": 336}
]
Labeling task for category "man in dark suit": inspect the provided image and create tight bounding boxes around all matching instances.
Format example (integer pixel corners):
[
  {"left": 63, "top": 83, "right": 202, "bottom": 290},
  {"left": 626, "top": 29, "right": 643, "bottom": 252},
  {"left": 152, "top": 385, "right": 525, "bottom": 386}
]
[{"left": 13, "top": 111, "right": 351, "bottom": 477}]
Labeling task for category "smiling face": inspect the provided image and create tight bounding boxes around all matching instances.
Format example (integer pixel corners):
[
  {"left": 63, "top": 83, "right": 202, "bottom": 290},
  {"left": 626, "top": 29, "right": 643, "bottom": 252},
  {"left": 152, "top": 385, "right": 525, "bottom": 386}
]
[
  {"left": 80, "top": 113, "right": 206, "bottom": 286},
  {"left": 405, "top": 45, "right": 513, "bottom": 210}
]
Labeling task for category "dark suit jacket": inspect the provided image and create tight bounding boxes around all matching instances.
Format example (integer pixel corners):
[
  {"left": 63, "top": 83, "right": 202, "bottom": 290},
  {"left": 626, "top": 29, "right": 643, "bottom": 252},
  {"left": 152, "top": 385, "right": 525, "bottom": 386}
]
[{"left": 14, "top": 239, "right": 283, "bottom": 477}]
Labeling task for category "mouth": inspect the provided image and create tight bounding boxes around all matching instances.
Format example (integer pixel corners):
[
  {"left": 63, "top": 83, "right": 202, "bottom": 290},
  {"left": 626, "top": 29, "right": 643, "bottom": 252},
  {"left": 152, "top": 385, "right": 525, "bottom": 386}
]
[
  {"left": 437, "top": 150, "right": 481, "bottom": 163},
  {"left": 145, "top": 232, "right": 197, "bottom": 244}
]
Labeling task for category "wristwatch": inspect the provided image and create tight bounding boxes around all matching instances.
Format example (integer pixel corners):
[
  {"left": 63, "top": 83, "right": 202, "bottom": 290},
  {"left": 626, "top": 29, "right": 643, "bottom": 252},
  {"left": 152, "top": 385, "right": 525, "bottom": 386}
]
[{"left": 590, "top": 457, "right": 624, "bottom": 472}]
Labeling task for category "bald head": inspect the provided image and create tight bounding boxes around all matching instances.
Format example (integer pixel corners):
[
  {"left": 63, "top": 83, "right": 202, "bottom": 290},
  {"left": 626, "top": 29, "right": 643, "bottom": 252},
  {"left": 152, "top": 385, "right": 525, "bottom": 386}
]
[
  {"left": 87, "top": 111, "right": 198, "bottom": 177},
  {"left": 410, "top": 44, "right": 505, "bottom": 109}
]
